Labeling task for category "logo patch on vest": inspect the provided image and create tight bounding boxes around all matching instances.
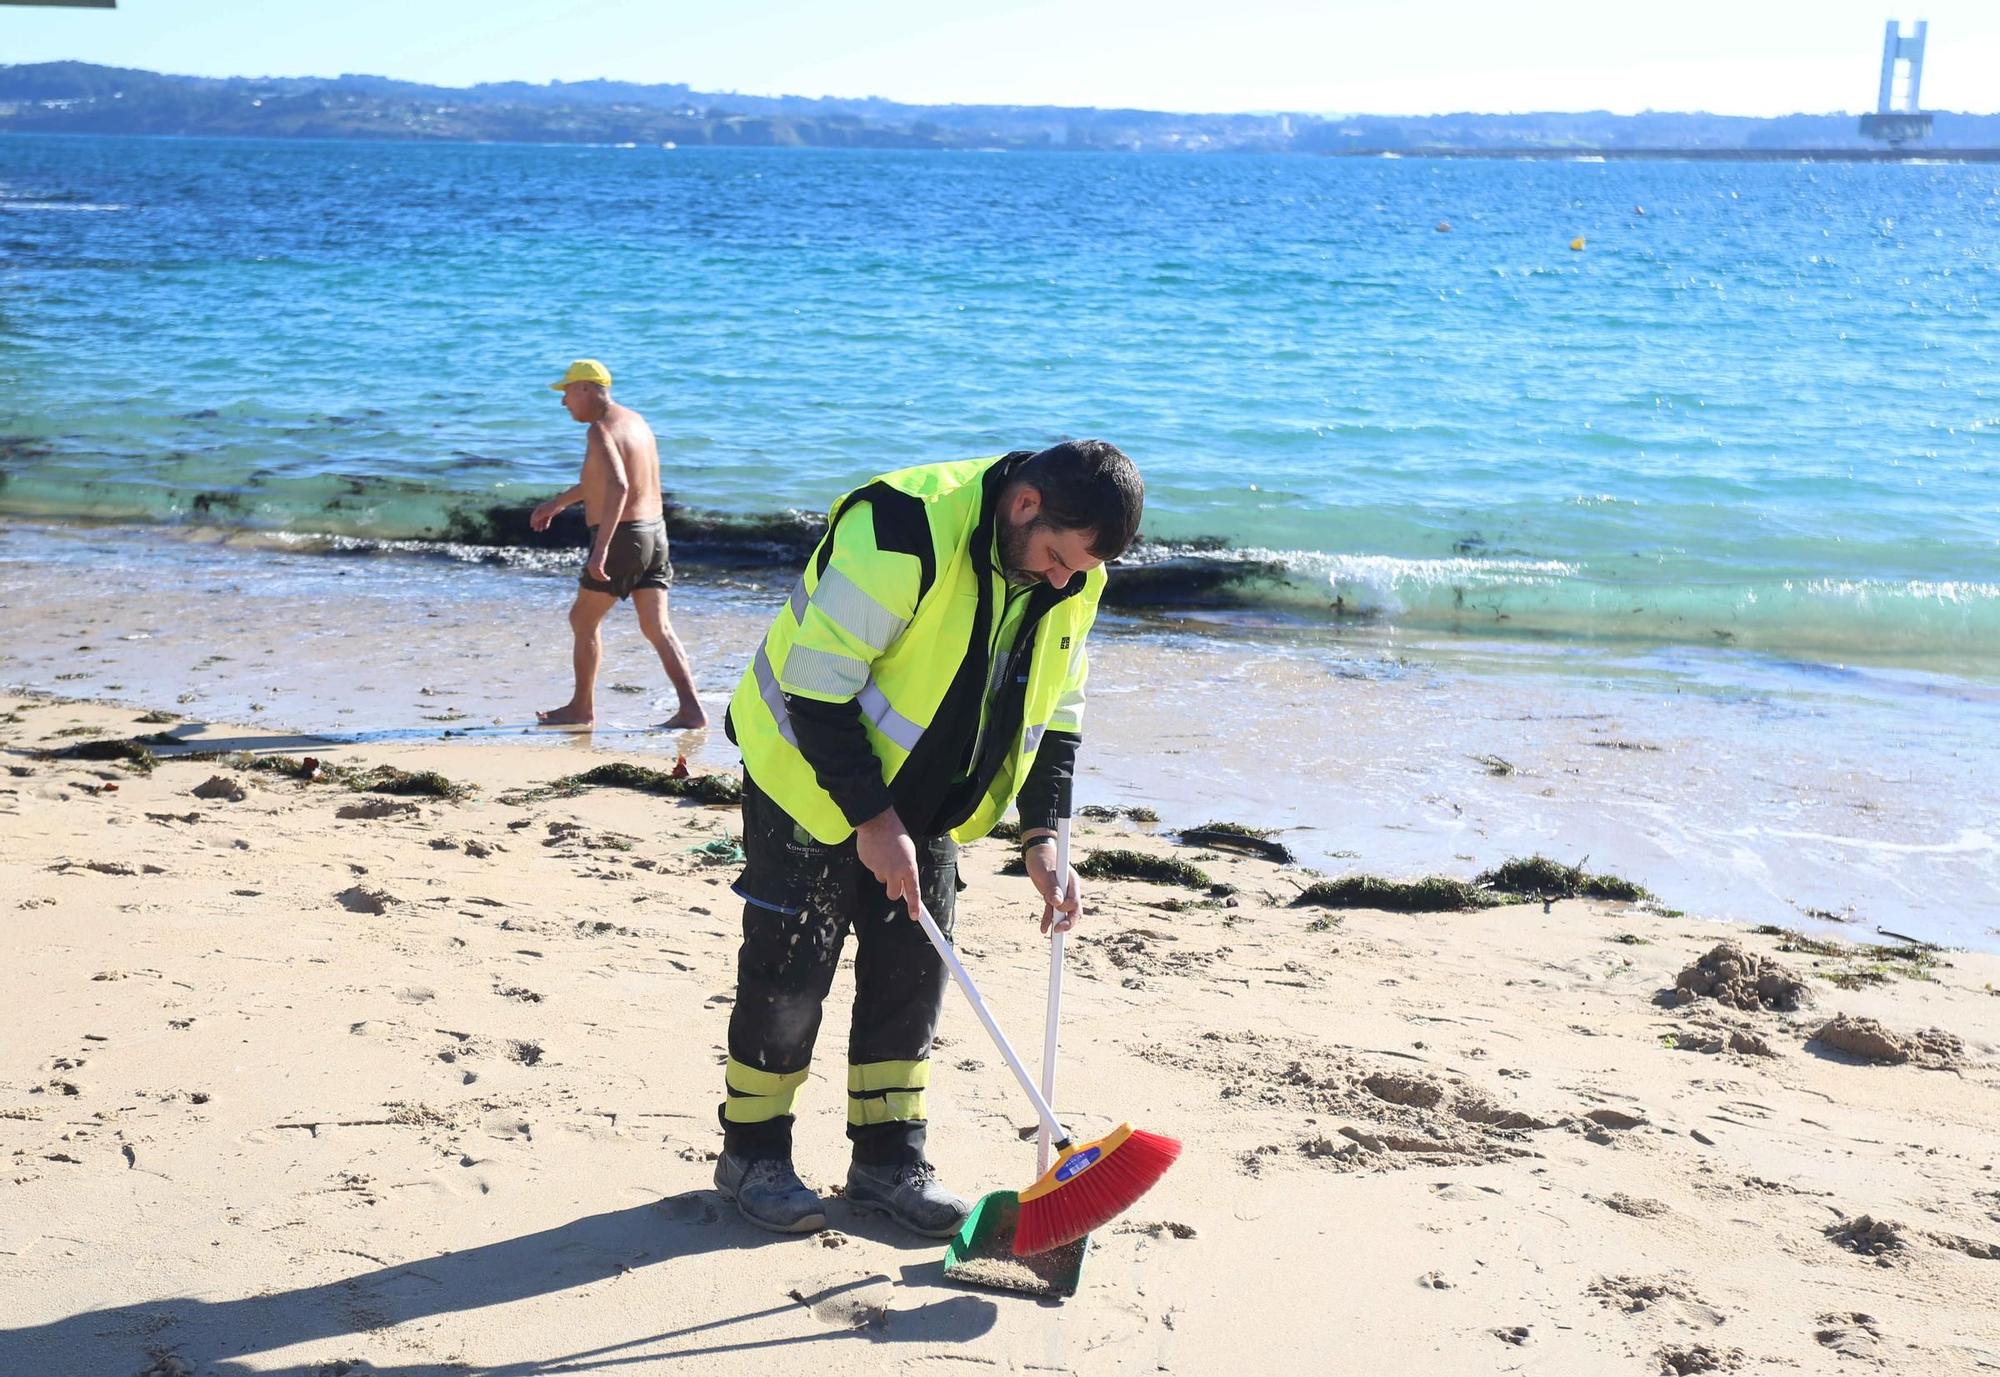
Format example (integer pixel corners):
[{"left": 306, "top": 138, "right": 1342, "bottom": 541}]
[{"left": 1060, "top": 635, "right": 1071, "bottom": 650}]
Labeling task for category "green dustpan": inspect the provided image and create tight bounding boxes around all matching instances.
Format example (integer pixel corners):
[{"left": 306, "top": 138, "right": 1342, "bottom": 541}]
[
  {"left": 941, "top": 819, "right": 1090, "bottom": 1301},
  {"left": 941, "top": 1188, "right": 1088, "bottom": 1299}
]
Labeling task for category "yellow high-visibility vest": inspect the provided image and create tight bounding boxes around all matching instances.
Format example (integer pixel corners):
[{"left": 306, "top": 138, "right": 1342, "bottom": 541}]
[{"left": 728, "top": 453, "right": 1098, "bottom": 844}]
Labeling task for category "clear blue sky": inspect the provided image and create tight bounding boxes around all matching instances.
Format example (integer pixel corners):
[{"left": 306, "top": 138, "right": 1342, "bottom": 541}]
[{"left": 6, "top": 0, "right": 1996, "bottom": 117}]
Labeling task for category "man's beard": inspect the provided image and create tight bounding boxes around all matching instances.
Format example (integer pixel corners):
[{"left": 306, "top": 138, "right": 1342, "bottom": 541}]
[{"left": 999, "top": 515, "right": 1040, "bottom": 587}]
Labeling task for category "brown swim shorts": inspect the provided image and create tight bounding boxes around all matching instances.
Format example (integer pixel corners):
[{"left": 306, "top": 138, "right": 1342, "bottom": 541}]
[{"left": 581, "top": 519, "right": 673, "bottom": 600}]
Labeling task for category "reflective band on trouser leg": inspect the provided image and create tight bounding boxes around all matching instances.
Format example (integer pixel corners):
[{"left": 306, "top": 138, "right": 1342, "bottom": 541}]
[
  {"left": 723, "top": 1058, "right": 810, "bottom": 1124},
  {"left": 846, "top": 1059, "right": 929, "bottom": 1127}
]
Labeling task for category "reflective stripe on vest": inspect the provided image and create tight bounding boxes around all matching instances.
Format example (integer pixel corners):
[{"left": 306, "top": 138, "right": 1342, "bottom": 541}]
[
  {"left": 754, "top": 638, "right": 925, "bottom": 754},
  {"left": 752, "top": 644, "right": 798, "bottom": 748},
  {"left": 789, "top": 567, "right": 909, "bottom": 655},
  {"left": 730, "top": 454, "right": 1102, "bottom": 845},
  {"left": 856, "top": 680, "right": 924, "bottom": 752}
]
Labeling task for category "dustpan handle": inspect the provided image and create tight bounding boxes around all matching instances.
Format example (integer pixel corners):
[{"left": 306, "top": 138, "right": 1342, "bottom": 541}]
[
  {"left": 911, "top": 897, "right": 1070, "bottom": 1149},
  {"left": 1037, "top": 816, "right": 1072, "bottom": 1175}
]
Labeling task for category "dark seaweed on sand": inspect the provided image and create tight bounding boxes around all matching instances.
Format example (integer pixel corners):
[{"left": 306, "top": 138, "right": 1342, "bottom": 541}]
[
  {"left": 1292, "top": 874, "right": 1502, "bottom": 913},
  {"left": 1077, "top": 803, "right": 1161, "bottom": 824},
  {"left": 41, "top": 737, "right": 161, "bottom": 772},
  {"left": 1178, "top": 821, "right": 1295, "bottom": 865},
  {"left": 1293, "top": 854, "right": 1651, "bottom": 914},
  {"left": 1076, "top": 849, "right": 1211, "bottom": 890},
  {"left": 43, "top": 735, "right": 475, "bottom": 800},
  {"left": 541, "top": 761, "right": 744, "bottom": 806},
  {"left": 351, "top": 764, "right": 474, "bottom": 801},
  {"left": 1474, "top": 855, "right": 1648, "bottom": 903}
]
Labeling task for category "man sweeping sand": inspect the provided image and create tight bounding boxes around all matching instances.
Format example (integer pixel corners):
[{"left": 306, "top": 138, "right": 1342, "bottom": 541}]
[
  {"left": 713, "top": 441, "right": 1143, "bottom": 1237},
  {"left": 531, "top": 360, "right": 706, "bottom": 730}
]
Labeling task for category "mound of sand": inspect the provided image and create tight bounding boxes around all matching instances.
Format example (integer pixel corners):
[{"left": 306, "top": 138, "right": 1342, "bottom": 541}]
[
  {"left": 1667, "top": 1019, "right": 1780, "bottom": 1058},
  {"left": 1810, "top": 1014, "right": 1963, "bottom": 1069},
  {"left": 1670, "top": 942, "right": 1809, "bottom": 1013},
  {"left": 1826, "top": 1214, "right": 1907, "bottom": 1259}
]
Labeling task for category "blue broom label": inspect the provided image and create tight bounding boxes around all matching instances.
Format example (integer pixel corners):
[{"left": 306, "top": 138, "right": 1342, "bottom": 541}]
[{"left": 1056, "top": 1146, "right": 1101, "bottom": 1182}]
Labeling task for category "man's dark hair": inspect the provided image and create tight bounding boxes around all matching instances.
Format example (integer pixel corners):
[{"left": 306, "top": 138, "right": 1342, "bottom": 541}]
[{"left": 1014, "top": 439, "right": 1144, "bottom": 561}]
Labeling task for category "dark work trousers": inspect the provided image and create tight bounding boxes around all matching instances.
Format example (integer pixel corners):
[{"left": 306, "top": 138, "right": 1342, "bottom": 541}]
[{"left": 720, "top": 773, "right": 958, "bottom": 1166}]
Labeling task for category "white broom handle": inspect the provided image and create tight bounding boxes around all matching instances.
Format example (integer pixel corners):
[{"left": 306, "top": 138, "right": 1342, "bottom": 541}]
[
  {"left": 1037, "top": 817, "right": 1072, "bottom": 1175},
  {"left": 912, "top": 897, "right": 1070, "bottom": 1148}
]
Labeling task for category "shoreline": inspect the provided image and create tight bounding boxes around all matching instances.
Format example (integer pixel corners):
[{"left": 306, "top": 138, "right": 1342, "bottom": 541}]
[
  {"left": 4, "top": 518, "right": 1997, "bottom": 951},
  {"left": 3, "top": 692, "right": 1997, "bottom": 1374},
  {"left": 1326, "top": 146, "right": 2000, "bottom": 162},
  {"left": 5, "top": 512, "right": 1995, "bottom": 680},
  {"left": 10, "top": 127, "right": 2000, "bottom": 163}
]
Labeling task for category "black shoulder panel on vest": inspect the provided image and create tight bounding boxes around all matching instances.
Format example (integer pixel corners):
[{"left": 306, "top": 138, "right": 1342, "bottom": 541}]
[{"left": 817, "top": 481, "right": 935, "bottom": 604}]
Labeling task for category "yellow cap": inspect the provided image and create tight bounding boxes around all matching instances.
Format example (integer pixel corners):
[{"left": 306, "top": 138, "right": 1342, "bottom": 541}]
[{"left": 549, "top": 359, "right": 612, "bottom": 391}]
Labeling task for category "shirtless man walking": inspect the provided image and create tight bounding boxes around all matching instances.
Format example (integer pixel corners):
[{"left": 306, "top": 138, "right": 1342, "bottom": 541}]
[{"left": 531, "top": 360, "right": 706, "bottom": 729}]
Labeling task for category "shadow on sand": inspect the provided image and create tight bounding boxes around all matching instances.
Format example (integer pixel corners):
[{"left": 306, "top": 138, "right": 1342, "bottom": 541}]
[{"left": 0, "top": 1194, "right": 997, "bottom": 1374}]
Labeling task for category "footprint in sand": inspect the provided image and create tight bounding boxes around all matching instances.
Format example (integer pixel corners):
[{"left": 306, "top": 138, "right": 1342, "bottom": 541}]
[
  {"left": 1588, "top": 1275, "right": 1726, "bottom": 1327},
  {"left": 1658, "top": 1343, "right": 1742, "bottom": 1374},
  {"left": 788, "top": 1277, "right": 892, "bottom": 1331},
  {"left": 1584, "top": 1107, "right": 1648, "bottom": 1130},
  {"left": 1596, "top": 1192, "right": 1670, "bottom": 1218},
  {"left": 658, "top": 1191, "right": 721, "bottom": 1226},
  {"left": 1815, "top": 1313, "right": 1886, "bottom": 1363},
  {"left": 337, "top": 798, "right": 419, "bottom": 821}
]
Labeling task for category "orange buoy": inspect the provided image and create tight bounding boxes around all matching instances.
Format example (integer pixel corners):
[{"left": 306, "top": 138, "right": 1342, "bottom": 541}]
[{"left": 1569, "top": 236, "right": 1586, "bottom": 251}]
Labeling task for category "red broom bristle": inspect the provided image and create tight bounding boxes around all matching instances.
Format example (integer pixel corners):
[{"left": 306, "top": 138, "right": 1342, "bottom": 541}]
[{"left": 1012, "top": 1128, "right": 1182, "bottom": 1256}]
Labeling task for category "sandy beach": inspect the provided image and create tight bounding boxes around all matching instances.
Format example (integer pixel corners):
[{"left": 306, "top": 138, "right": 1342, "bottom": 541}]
[{"left": 3, "top": 691, "right": 1997, "bottom": 1376}]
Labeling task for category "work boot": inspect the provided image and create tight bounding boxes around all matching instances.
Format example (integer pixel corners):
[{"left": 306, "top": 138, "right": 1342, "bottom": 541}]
[
  {"left": 713, "top": 1152, "right": 826, "bottom": 1233},
  {"left": 844, "top": 1158, "right": 972, "bottom": 1238}
]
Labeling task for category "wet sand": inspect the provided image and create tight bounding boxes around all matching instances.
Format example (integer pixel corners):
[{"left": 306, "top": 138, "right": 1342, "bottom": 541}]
[
  {"left": 3, "top": 693, "right": 1998, "bottom": 1375},
  {"left": 4, "top": 519, "right": 1997, "bottom": 948}
]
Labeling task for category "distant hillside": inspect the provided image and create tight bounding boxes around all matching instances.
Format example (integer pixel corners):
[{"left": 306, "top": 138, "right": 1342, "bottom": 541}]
[{"left": 5, "top": 62, "right": 2000, "bottom": 152}]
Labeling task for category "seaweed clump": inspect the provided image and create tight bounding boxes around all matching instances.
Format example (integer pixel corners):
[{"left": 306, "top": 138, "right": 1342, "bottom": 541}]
[
  {"left": 542, "top": 761, "right": 743, "bottom": 806},
  {"left": 1475, "top": 855, "right": 1647, "bottom": 903},
  {"left": 1749, "top": 924, "right": 1847, "bottom": 957},
  {"left": 1078, "top": 803, "right": 1160, "bottom": 824},
  {"left": 43, "top": 737, "right": 161, "bottom": 772},
  {"left": 1179, "top": 821, "right": 1295, "bottom": 865},
  {"left": 1292, "top": 874, "right": 1501, "bottom": 914},
  {"left": 180, "top": 751, "right": 464, "bottom": 795},
  {"left": 350, "top": 764, "right": 473, "bottom": 801},
  {"left": 1076, "top": 849, "right": 1210, "bottom": 890},
  {"left": 44, "top": 736, "right": 474, "bottom": 801}
]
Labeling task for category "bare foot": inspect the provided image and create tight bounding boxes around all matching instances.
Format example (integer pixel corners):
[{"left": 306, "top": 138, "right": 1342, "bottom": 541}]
[
  {"left": 536, "top": 704, "right": 594, "bottom": 727},
  {"left": 656, "top": 704, "right": 709, "bottom": 730}
]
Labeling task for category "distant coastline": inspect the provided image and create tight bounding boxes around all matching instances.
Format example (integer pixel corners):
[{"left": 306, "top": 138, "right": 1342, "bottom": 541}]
[
  {"left": 6, "top": 60, "right": 2000, "bottom": 154},
  {"left": 1328, "top": 146, "right": 2000, "bottom": 162}
]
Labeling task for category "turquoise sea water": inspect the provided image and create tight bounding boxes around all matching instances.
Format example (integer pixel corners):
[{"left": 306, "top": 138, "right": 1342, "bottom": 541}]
[{"left": 2, "top": 134, "right": 1998, "bottom": 668}]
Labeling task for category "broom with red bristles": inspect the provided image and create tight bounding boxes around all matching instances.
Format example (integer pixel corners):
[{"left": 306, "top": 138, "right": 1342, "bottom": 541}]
[{"left": 913, "top": 881, "right": 1181, "bottom": 1256}]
